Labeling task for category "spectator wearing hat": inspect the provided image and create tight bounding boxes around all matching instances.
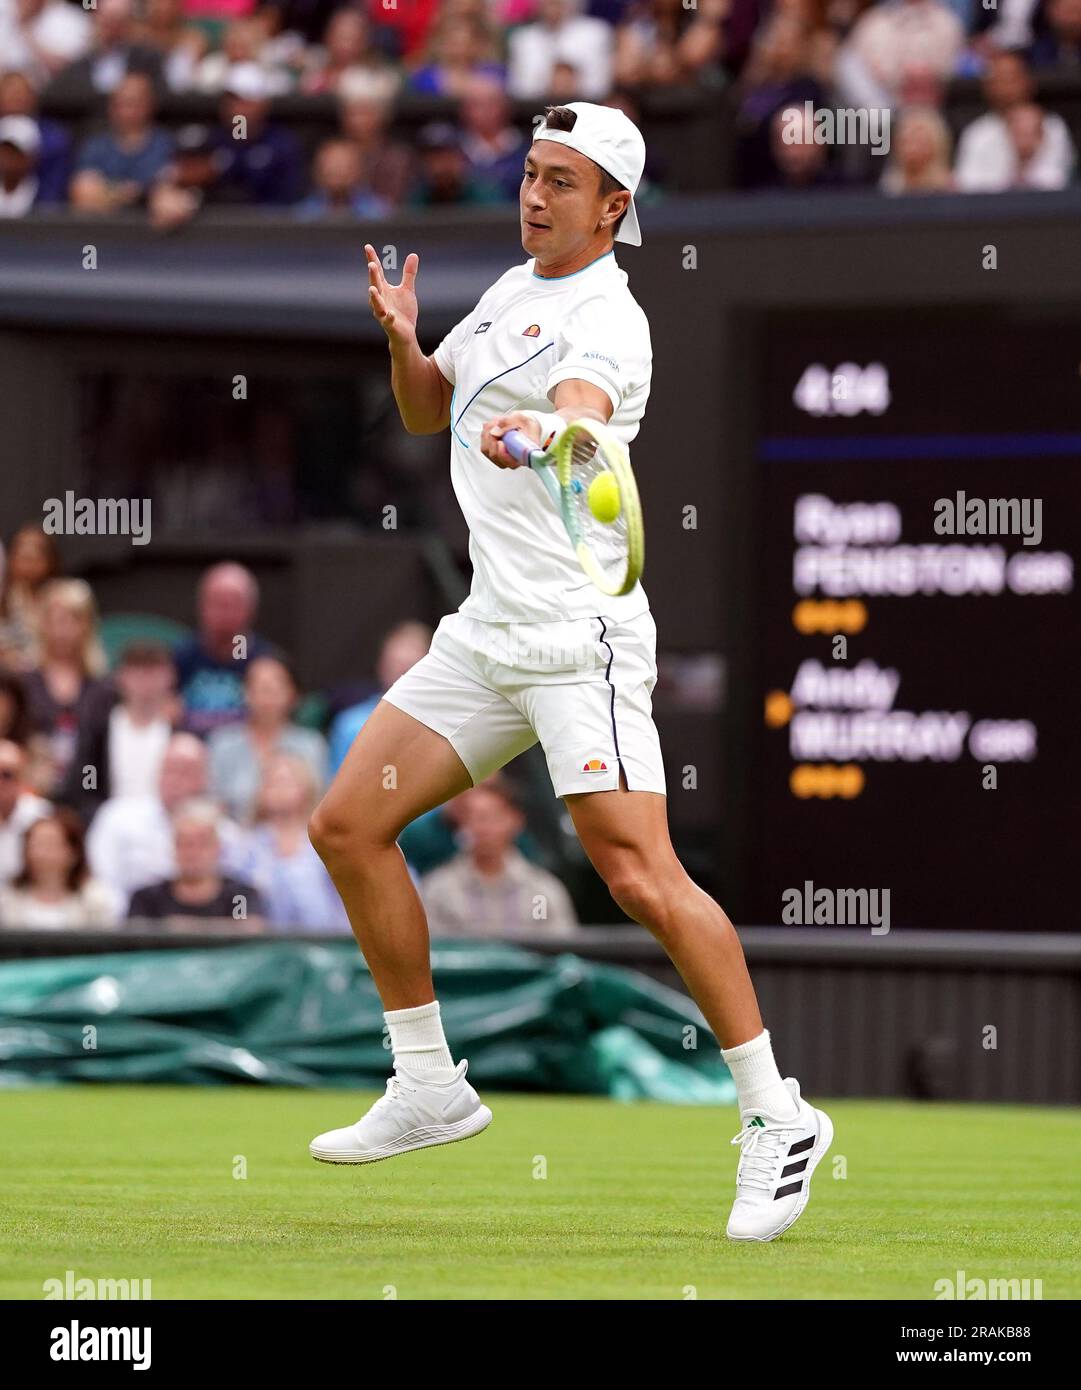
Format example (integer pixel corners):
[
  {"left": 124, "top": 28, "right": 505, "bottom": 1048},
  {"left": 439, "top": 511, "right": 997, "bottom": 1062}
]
[
  {"left": 0, "top": 114, "right": 47, "bottom": 217},
  {"left": 209, "top": 62, "right": 304, "bottom": 204},
  {"left": 0, "top": 70, "right": 72, "bottom": 204},
  {"left": 70, "top": 71, "right": 174, "bottom": 212},
  {"left": 409, "top": 121, "right": 502, "bottom": 207},
  {"left": 147, "top": 121, "right": 225, "bottom": 228}
]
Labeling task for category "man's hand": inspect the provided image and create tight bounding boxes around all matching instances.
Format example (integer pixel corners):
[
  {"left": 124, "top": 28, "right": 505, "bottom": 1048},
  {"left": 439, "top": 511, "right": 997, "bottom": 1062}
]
[
  {"left": 367, "top": 243, "right": 420, "bottom": 347},
  {"left": 480, "top": 411, "right": 542, "bottom": 468}
]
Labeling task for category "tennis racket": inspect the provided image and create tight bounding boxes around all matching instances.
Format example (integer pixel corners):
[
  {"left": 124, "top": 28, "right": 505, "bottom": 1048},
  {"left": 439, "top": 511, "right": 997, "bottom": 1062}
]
[{"left": 501, "top": 418, "right": 645, "bottom": 597}]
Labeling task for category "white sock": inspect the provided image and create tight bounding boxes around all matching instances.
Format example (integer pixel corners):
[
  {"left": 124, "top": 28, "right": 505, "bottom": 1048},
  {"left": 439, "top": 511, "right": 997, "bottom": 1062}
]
[
  {"left": 721, "top": 1029, "right": 799, "bottom": 1119},
  {"left": 385, "top": 1001, "right": 457, "bottom": 1081}
]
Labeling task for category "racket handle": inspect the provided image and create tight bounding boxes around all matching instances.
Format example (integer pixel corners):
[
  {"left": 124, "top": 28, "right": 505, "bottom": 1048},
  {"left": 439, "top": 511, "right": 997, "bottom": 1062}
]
[{"left": 501, "top": 428, "right": 543, "bottom": 466}]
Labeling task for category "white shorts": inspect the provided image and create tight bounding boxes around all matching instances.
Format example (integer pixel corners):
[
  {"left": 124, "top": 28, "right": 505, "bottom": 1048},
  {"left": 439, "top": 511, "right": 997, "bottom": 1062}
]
[{"left": 382, "top": 609, "right": 666, "bottom": 798}]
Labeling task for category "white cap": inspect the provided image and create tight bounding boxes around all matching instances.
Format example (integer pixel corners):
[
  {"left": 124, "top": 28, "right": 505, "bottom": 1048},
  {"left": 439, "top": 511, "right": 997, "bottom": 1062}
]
[
  {"left": 224, "top": 63, "right": 274, "bottom": 102},
  {"left": 532, "top": 101, "right": 645, "bottom": 247},
  {"left": 0, "top": 115, "right": 41, "bottom": 156}
]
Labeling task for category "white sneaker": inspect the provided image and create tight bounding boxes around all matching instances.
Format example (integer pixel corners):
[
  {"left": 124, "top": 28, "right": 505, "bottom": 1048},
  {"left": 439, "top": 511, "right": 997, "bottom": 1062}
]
[
  {"left": 725, "top": 1077, "right": 833, "bottom": 1242},
  {"left": 309, "top": 1059, "right": 492, "bottom": 1165}
]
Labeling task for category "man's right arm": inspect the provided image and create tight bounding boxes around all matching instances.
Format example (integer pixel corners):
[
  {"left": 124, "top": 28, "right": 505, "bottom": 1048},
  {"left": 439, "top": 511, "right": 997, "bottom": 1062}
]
[{"left": 389, "top": 334, "right": 453, "bottom": 436}]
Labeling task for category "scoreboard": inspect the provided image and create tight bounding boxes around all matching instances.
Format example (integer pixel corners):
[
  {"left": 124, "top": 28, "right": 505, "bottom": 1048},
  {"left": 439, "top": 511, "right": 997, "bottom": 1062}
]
[{"left": 746, "top": 307, "right": 1080, "bottom": 931}]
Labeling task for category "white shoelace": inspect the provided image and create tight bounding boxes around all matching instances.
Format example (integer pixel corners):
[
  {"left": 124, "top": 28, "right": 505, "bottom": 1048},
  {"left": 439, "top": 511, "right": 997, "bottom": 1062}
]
[{"left": 729, "top": 1121, "right": 792, "bottom": 1193}]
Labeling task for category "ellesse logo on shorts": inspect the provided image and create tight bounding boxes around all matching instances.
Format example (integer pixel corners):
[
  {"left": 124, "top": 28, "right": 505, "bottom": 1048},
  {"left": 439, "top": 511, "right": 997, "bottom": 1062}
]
[{"left": 581, "top": 758, "right": 608, "bottom": 773}]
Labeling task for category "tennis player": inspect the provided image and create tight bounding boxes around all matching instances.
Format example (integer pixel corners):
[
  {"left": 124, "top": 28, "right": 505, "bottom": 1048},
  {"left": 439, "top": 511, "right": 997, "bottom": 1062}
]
[{"left": 308, "top": 102, "right": 832, "bottom": 1241}]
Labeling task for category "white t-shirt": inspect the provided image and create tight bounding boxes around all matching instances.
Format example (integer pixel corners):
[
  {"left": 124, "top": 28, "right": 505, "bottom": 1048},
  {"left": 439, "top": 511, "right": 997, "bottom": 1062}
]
[
  {"left": 432, "top": 249, "right": 652, "bottom": 624},
  {"left": 108, "top": 707, "right": 171, "bottom": 801}
]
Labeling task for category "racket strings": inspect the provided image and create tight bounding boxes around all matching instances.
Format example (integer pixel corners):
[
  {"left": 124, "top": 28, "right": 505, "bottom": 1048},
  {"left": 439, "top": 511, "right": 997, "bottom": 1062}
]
[{"left": 567, "top": 436, "right": 629, "bottom": 587}]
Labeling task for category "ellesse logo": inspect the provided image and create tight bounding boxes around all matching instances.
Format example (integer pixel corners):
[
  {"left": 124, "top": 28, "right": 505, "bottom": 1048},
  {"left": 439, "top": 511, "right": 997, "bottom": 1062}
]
[
  {"left": 582, "top": 758, "right": 608, "bottom": 773},
  {"left": 522, "top": 323, "right": 541, "bottom": 337}
]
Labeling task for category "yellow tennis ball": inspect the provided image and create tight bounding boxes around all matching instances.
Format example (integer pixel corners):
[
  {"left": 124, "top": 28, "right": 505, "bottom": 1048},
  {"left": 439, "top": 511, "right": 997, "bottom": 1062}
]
[{"left": 588, "top": 471, "right": 621, "bottom": 524}]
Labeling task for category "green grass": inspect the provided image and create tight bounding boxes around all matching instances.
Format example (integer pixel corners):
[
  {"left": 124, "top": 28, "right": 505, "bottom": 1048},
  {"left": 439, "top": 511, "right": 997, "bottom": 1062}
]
[{"left": 1, "top": 1086, "right": 1078, "bottom": 1299}]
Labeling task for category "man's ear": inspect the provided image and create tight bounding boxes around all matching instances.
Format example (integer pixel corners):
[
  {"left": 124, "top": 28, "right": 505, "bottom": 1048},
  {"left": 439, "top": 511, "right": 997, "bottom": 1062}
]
[{"left": 600, "top": 188, "right": 631, "bottom": 230}]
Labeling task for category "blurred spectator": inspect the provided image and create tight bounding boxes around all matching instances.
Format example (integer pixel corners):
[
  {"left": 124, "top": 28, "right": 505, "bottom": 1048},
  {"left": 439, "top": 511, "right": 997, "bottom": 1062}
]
[
  {"left": 0, "top": 523, "right": 61, "bottom": 671},
  {"left": 58, "top": 639, "right": 177, "bottom": 825},
  {"left": 614, "top": 0, "right": 729, "bottom": 89},
  {"left": 301, "top": 7, "right": 393, "bottom": 95},
  {"left": 87, "top": 731, "right": 245, "bottom": 906},
  {"left": 420, "top": 779, "right": 578, "bottom": 937},
  {"left": 295, "top": 136, "right": 390, "bottom": 218},
  {"left": 409, "top": 120, "right": 502, "bottom": 206},
  {"left": 22, "top": 578, "right": 109, "bottom": 793},
  {"left": 194, "top": 17, "right": 292, "bottom": 93},
  {"left": 237, "top": 751, "right": 349, "bottom": 930},
  {"left": 955, "top": 48, "right": 1075, "bottom": 190},
  {"left": 508, "top": 0, "right": 614, "bottom": 100},
  {"left": 127, "top": 797, "right": 264, "bottom": 927},
  {"left": 835, "top": 0, "right": 964, "bottom": 110},
  {"left": 1029, "top": 0, "right": 1081, "bottom": 65},
  {"left": 0, "top": 807, "right": 118, "bottom": 929},
  {"left": 737, "top": 16, "right": 828, "bottom": 187},
  {"left": 364, "top": 0, "right": 440, "bottom": 60},
  {"left": 0, "top": 114, "right": 48, "bottom": 217},
  {"left": 0, "top": 0, "right": 91, "bottom": 86},
  {"left": 208, "top": 62, "right": 304, "bottom": 204},
  {"left": 337, "top": 72, "right": 412, "bottom": 206},
  {"left": 70, "top": 72, "right": 174, "bottom": 213},
  {"left": 0, "top": 669, "right": 32, "bottom": 746},
  {"left": 0, "top": 738, "right": 49, "bottom": 884},
  {"left": 132, "top": 0, "right": 207, "bottom": 92},
  {"left": 328, "top": 620, "right": 431, "bottom": 775},
  {"left": 147, "top": 121, "right": 225, "bottom": 229},
  {"left": 410, "top": 12, "right": 504, "bottom": 97},
  {"left": 761, "top": 101, "right": 841, "bottom": 187},
  {"left": 174, "top": 562, "right": 274, "bottom": 737},
  {"left": 0, "top": 69, "right": 72, "bottom": 203},
  {"left": 1002, "top": 100, "right": 1069, "bottom": 185},
  {"left": 55, "top": 0, "right": 165, "bottom": 96},
  {"left": 208, "top": 654, "right": 328, "bottom": 822},
  {"left": 880, "top": 105, "right": 954, "bottom": 192},
  {"left": 459, "top": 73, "right": 530, "bottom": 201}
]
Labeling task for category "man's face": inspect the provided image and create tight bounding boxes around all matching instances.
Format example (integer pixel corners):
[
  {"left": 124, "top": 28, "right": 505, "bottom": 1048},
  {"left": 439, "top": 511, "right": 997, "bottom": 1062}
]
[
  {"left": 521, "top": 140, "right": 608, "bottom": 264},
  {"left": 985, "top": 54, "right": 1031, "bottom": 110},
  {"left": 116, "top": 660, "right": 174, "bottom": 709},
  {"left": 111, "top": 76, "right": 153, "bottom": 133},
  {"left": 174, "top": 820, "right": 220, "bottom": 880},
  {"left": 0, "top": 143, "right": 32, "bottom": 185},
  {"left": 159, "top": 742, "right": 207, "bottom": 808},
  {"left": 462, "top": 82, "right": 506, "bottom": 138},
  {"left": 457, "top": 788, "right": 522, "bottom": 857},
  {"left": 0, "top": 74, "right": 36, "bottom": 117},
  {"left": 0, "top": 742, "right": 23, "bottom": 818},
  {"left": 199, "top": 572, "right": 255, "bottom": 644}
]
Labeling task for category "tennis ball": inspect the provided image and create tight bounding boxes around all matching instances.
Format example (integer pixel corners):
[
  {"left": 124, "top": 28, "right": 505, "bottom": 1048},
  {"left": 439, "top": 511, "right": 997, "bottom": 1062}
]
[{"left": 588, "top": 471, "right": 621, "bottom": 524}]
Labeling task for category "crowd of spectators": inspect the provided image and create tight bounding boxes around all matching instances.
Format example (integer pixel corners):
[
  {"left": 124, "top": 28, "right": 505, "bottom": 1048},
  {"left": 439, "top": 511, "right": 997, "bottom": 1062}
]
[
  {"left": 0, "top": 526, "right": 580, "bottom": 937},
  {"left": 1, "top": 0, "right": 1079, "bottom": 222}
]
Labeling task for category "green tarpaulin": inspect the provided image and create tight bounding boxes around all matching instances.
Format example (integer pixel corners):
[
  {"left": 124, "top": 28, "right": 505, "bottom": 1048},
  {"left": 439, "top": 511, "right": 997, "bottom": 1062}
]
[{"left": 0, "top": 940, "right": 735, "bottom": 1102}]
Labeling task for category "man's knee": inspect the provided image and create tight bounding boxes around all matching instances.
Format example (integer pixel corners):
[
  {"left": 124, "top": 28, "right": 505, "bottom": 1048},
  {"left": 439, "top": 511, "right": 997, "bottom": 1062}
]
[
  {"left": 605, "top": 865, "right": 672, "bottom": 929},
  {"left": 308, "top": 798, "right": 388, "bottom": 868}
]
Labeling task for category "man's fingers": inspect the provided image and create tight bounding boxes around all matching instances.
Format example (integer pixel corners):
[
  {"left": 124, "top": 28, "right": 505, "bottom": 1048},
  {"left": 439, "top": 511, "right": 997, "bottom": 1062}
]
[
  {"left": 364, "top": 243, "right": 386, "bottom": 292},
  {"left": 369, "top": 285, "right": 394, "bottom": 328},
  {"left": 401, "top": 252, "right": 419, "bottom": 290}
]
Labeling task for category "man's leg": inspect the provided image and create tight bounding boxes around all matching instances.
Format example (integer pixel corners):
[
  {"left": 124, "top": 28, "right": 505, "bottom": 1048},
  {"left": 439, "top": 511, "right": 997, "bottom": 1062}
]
[
  {"left": 564, "top": 780, "right": 763, "bottom": 1050},
  {"left": 309, "top": 698, "right": 473, "bottom": 1009}
]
